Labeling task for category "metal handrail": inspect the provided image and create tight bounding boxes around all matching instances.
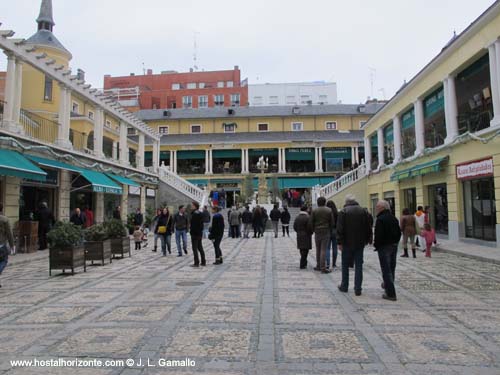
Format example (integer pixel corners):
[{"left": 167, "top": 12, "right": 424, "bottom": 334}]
[
  {"left": 315, "top": 163, "right": 367, "bottom": 200},
  {"left": 20, "top": 108, "right": 58, "bottom": 144},
  {"left": 158, "top": 164, "right": 208, "bottom": 206}
]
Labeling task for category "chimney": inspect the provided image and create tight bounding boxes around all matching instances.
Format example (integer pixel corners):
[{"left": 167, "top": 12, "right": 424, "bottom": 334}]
[
  {"left": 77, "top": 68, "right": 85, "bottom": 81},
  {"left": 147, "top": 69, "right": 153, "bottom": 75},
  {"left": 234, "top": 65, "right": 239, "bottom": 70},
  {"left": 189, "top": 68, "right": 194, "bottom": 73}
]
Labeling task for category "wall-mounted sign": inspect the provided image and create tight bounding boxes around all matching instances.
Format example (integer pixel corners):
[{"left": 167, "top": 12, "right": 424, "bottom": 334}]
[
  {"left": 456, "top": 158, "right": 493, "bottom": 180},
  {"left": 129, "top": 186, "right": 141, "bottom": 195},
  {"left": 23, "top": 168, "right": 58, "bottom": 186},
  {"left": 146, "top": 188, "right": 156, "bottom": 197}
]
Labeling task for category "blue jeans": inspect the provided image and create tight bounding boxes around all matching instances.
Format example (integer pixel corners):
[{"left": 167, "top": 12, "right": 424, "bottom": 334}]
[
  {"left": 159, "top": 234, "right": 172, "bottom": 255},
  {"left": 325, "top": 233, "right": 338, "bottom": 268},
  {"left": 175, "top": 230, "right": 187, "bottom": 255},
  {"left": 340, "top": 247, "right": 364, "bottom": 293},
  {"left": 377, "top": 244, "right": 398, "bottom": 298}
]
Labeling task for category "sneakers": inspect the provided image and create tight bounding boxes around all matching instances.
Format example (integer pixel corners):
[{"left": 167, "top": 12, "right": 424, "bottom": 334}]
[{"left": 382, "top": 293, "right": 397, "bottom": 301}]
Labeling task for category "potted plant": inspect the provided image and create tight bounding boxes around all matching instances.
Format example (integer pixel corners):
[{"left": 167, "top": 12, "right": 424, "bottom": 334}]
[
  {"left": 47, "top": 222, "right": 86, "bottom": 275},
  {"left": 84, "top": 224, "right": 112, "bottom": 265},
  {"left": 104, "top": 219, "right": 131, "bottom": 259}
]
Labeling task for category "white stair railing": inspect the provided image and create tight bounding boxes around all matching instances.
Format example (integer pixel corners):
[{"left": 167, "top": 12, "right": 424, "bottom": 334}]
[
  {"left": 158, "top": 164, "right": 208, "bottom": 206},
  {"left": 313, "top": 163, "right": 367, "bottom": 201}
]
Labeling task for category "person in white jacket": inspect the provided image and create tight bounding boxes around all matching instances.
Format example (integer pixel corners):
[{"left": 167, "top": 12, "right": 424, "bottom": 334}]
[{"left": 414, "top": 206, "right": 426, "bottom": 250}]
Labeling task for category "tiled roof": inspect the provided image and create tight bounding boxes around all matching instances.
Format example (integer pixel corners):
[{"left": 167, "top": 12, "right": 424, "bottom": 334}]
[{"left": 26, "top": 30, "right": 71, "bottom": 55}]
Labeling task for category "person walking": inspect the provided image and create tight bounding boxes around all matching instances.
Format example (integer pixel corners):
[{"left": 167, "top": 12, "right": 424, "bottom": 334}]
[
  {"left": 36, "top": 202, "right": 54, "bottom": 251},
  {"left": 242, "top": 205, "right": 253, "bottom": 238},
  {"left": 281, "top": 207, "right": 291, "bottom": 237},
  {"left": 0, "top": 203, "right": 14, "bottom": 287},
  {"left": 210, "top": 206, "right": 225, "bottom": 264},
  {"left": 202, "top": 205, "right": 211, "bottom": 239},
  {"left": 261, "top": 207, "right": 268, "bottom": 236},
  {"left": 133, "top": 225, "right": 143, "bottom": 250},
  {"left": 151, "top": 208, "right": 162, "bottom": 252},
  {"left": 189, "top": 201, "right": 206, "bottom": 267},
  {"left": 337, "top": 194, "right": 372, "bottom": 295},
  {"left": 326, "top": 200, "right": 339, "bottom": 270},
  {"left": 174, "top": 205, "right": 189, "bottom": 256},
  {"left": 311, "top": 196, "right": 334, "bottom": 274},
  {"left": 414, "top": 206, "right": 426, "bottom": 249},
  {"left": 229, "top": 208, "right": 241, "bottom": 238},
  {"left": 70, "top": 208, "right": 86, "bottom": 226},
  {"left": 293, "top": 206, "right": 312, "bottom": 269},
  {"left": 400, "top": 208, "right": 417, "bottom": 258},
  {"left": 421, "top": 223, "right": 436, "bottom": 258},
  {"left": 252, "top": 206, "right": 263, "bottom": 238},
  {"left": 270, "top": 204, "right": 282, "bottom": 238},
  {"left": 373, "top": 200, "right": 402, "bottom": 302},
  {"left": 155, "top": 207, "right": 173, "bottom": 256},
  {"left": 83, "top": 205, "right": 94, "bottom": 228}
]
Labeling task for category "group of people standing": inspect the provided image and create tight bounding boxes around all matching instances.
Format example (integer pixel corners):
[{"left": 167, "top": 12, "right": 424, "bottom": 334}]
[
  {"left": 282, "top": 188, "right": 310, "bottom": 207},
  {"left": 399, "top": 205, "right": 436, "bottom": 258}
]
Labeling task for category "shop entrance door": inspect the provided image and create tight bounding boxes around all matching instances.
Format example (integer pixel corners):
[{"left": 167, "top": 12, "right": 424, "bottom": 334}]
[
  {"left": 428, "top": 184, "right": 448, "bottom": 234},
  {"left": 464, "top": 178, "right": 496, "bottom": 241},
  {"left": 403, "top": 188, "right": 416, "bottom": 214}
]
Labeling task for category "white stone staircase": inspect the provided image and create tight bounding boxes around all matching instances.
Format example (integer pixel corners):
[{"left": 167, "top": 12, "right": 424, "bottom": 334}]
[
  {"left": 158, "top": 164, "right": 208, "bottom": 206},
  {"left": 312, "top": 163, "right": 367, "bottom": 201}
]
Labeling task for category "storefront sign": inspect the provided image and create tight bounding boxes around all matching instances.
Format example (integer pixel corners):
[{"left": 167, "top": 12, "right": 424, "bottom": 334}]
[
  {"left": 288, "top": 148, "right": 313, "bottom": 153},
  {"left": 146, "top": 188, "right": 156, "bottom": 197},
  {"left": 456, "top": 158, "right": 493, "bottom": 180},
  {"left": 216, "top": 183, "right": 238, "bottom": 188},
  {"left": 22, "top": 168, "right": 58, "bottom": 186},
  {"left": 129, "top": 186, "right": 141, "bottom": 195}
]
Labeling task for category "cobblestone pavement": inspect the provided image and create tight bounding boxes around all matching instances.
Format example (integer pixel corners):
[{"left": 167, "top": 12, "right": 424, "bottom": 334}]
[{"left": 0, "top": 233, "right": 500, "bottom": 374}]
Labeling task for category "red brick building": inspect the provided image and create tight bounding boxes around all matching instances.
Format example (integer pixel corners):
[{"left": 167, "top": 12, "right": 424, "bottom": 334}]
[{"left": 103, "top": 66, "right": 248, "bottom": 111}]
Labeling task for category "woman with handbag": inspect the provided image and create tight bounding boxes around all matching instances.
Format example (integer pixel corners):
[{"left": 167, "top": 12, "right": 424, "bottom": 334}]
[
  {"left": 0, "top": 203, "right": 15, "bottom": 287},
  {"left": 155, "top": 208, "right": 173, "bottom": 256},
  {"left": 400, "top": 208, "right": 417, "bottom": 258}
]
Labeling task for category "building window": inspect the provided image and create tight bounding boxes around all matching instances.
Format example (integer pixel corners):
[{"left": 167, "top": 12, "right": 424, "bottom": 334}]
[
  {"left": 319, "top": 95, "right": 328, "bottom": 104},
  {"left": 182, "top": 96, "right": 192, "bottom": 108},
  {"left": 199, "top": 82, "right": 205, "bottom": 89},
  {"left": 187, "top": 82, "right": 196, "bottom": 89},
  {"left": 226, "top": 81, "right": 234, "bottom": 88},
  {"left": 191, "top": 124, "right": 202, "bottom": 133},
  {"left": 291, "top": 122, "right": 303, "bottom": 131},
  {"left": 43, "top": 75, "right": 53, "bottom": 101},
  {"left": 172, "top": 83, "right": 180, "bottom": 90},
  {"left": 224, "top": 123, "right": 236, "bottom": 133},
  {"left": 214, "top": 94, "right": 224, "bottom": 106},
  {"left": 105, "top": 120, "right": 111, "bottom": 128},
  {"left": 217, "top": 81, "right": 224, "bottom": 88},
  {"left": 230, "top": 94, "right": 240, "bottom": 106},
  {"left": 286, "top": 96, "right": 296, "bottom": 105},
  {"left": 253, "top": 96, "right": 263, "bottom": 105},
  {"left": 198, "top": 95, "right": 208, "bottom": 108},
  {"left": 325, "top": 121, "right": 337, "bottom": 130},
  {"left": 159, "top": 126, "right": 169, "bottom": 134},
  {"left": 127, "top": 127, "right": 136, "bottom": 135},
  {"left": 72, "top": 102, "right": 80, "bottom": 114},
  {"left": 88, "top": 111, "right": 94, "bottom": 120},
  {"left": 258, "top": 123, "right": 269, "bottom": 132},
  {"left": 269, "top": 96, "right": 279, "bottom": 105},
  {"left": 300, "top": 95, "right": 311, "bottom": 104},
  {"left": 359, "top": 120, "right": 367, "bottom": 128}
]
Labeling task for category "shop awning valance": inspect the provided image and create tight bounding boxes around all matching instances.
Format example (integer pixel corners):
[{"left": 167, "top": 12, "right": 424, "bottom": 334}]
[
  {"left": 323, "top": 148, "right": 351, "bottom": 159},
  {"left": 249, "top": 149, "right": 278, "bottom": 157},
  {"left": 0, "top": 150, "right": 47, "bottom": 181},
  {"left": 26, "top": 154, "right": 81, "bottom": 173},
  {"left": 177, "top": 150, "right": 205, "bottom": 160},
  {"left": 391, "top": 157, "right": 448, "bottom": 181},
  {"left": 106, "top": 173, "right": 141, "bottom": 187},
  {"left": 285, "top": 148, "right": 315, "bottom": 161},
  {"left": 213, "top": 149, "right": 241, "bottom": 158},
  {"left": 78, "top": 170, "right": 122, "bottom": 195}
]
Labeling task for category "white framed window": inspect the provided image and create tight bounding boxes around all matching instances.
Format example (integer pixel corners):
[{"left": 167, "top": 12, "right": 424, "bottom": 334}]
[
  {"left": 198, "top": 95, "right": 208, "bottom": 108},
  {"left": 325, "top": 121, "right": 337, "bottom": 130},
  {"left": 217, "top": 81, "right": 224, "bottom": 88},
  {"left": 269, "top": 96, "right": 279, "bottom": 105},
  {"left": 105, "top": 120, "right": 112, "bottom": 128},
  {"left": 319, "top": 95, "right": 328, "bottom": 103},
  {"left": 88, "top": 111, "right": 94, "bottom": 120},
  {"left": 159, "top": 126, "right": 169, "bottom": 134},
  {"left": 230, "top": 94, "right": 240, "bottom": 106},
  {"left": 286, "top": 96, "right": 296, "bottom": 104},
  {"left": 226, "top": 81, "right": 234, "bottom": 88},
  {"left": 199, "top": 82, "right": 205, "bottom": 89},
  {"left": 224, "top": 123, "right": 236, "bottom": 133},
  {"left": 191, "top": 124, "right": 202, "bottom": 133},
  {"left": 72, "top": 101, "right": 80, "bottom": 114},
  {"left": 253, "top": 96, "right": 263, "bottom": 105},
  {"left": 291, "top": 122, "right": 303, "bottom": 131},
  {"left": 182, "top": 96, "right": 192, "bottom": 108},
  {"left": 187, "top": 82, "right": 196, "bottom": 89},
  {"left": 127, "top": 127, "right": 136, "bottom": 135},
  {"left": 214, "top": 94, "right": 224, "bottom": 106},
  {"left": 172, "top": 83, "right": 180, "bottom": 90},
  {"left": 359, "top": 120, "right": 367, "bottom": 129},
  {"left": 258, "top": 123, "right": 269, "bottom": 132}
]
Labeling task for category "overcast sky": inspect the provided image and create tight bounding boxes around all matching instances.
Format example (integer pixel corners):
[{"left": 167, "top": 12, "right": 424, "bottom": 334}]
[{"left": 0, "top": 0, "right": 496, "bottom": 104}]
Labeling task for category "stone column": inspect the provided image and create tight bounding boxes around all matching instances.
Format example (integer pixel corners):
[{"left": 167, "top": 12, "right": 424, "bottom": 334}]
[
  {"left": 140, "top": 185, "right": 147, "bottom": 215},
  {"left": 12, "top": 59, "right": 22, "bottom": 125},
  {"left": 120, "top": 185, "right": 129, "bottom": 221},
  {"left": 94, "top": 193, "right": 104, "bottom": 224},
  {"left": 57, "top": 169, "right": 71, "bottom": 221},
  {"left": 119, "top": 121, "right": 128, "bottom": 165},
  {"left": 414, "top": 99, "right": 425, "bottom": 155},
  {"left": 205, "top": 149, "right": 210, "bottom": 174},
  {"left": 3, "top": 176, "right": 20, "bottom": 224},
  {"left": 488, "top": 42, "right": 500, "bottom": 126},
  {"left": 278, "top": 147, "right": 283, "bottom": 173},
  {"left": 56, "top": 84, "right": 72, "bottom": 148},
  {"left": 377, "top": 127, "right": 385, "bottom": 168},
  {"left": 282, "top": 148, "right": 287, "bottom": 173},
  {"left": 241, "top": 149, "right": 248, "bottom": 173},
  {"left": 172, "top": 150, "right": 177, "bottom": 174},
  {"left": 152, "top": 140, "right": 160, "bottom": 172},
  {"left": 351, "top": 147, "right": 356, "bottom": 165},
  {"left": 209, "top": 150, "right": 214, "bottom": 174},
  {"left": 137, "top": 133, "right": 145, "bottom": 170},
  {"left": 393, "top": 115, "right": 402, "bottom": 163},
  {"left": 444, "top": 76, "right": 459, "bottom": 143},
  {"left": 318, "top": 147, "right": 324, "bottom": 173},
  {"left": 364, "top": 137, "right": 372, "bottom": 171},
  {"left": 93, "top": 108, "right": 104, "bottom": 158},
  {"left": 2, "top": 53, "right": 16, "bottom": 126},
  {"left": 112, "top": 141, "right": 118, "bottom": 160}
]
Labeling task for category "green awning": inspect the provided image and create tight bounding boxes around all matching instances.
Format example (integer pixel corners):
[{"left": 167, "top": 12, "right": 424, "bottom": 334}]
[
  {"left": 79, "top": 170, "right": 122, "bottom": 194},
  {"left": 188, "top": 179, "right": 208, "bottom": 185},
  {"left": 146, "top": 151, "right": 170, "bottom": 160},
  {"left": 177, "top": 150, "right": 205, "bottom": 160},
  {"left": 213, "top": 149, "right": 241, "bottom": 158},
  {"left": 281, "top": 177, "right": 321, "bottom": 188},
  {"left": 391, "top": 157, "right": 448, "bottom": 181},
  {"left": 211, "top": 179, "right": 241, "bottom": 184},
  {"left": 0, "top": 150, "right": 47, "bottom": 181},
  {"left": 249, "top": 149, "right": 278, "bottom": 157},
  {"left": 26, "top": 154, "right": 81, "bottom": 173},
  {"left": 285, "top": 148, "right": 315, "bottom": 161},
  {"left": 106, "top": 173, "right": 140, "bottom": 187}
]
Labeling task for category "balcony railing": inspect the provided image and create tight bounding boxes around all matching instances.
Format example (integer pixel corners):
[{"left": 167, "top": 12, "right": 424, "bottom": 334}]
[
  {"left": 458, "top": 110, "right": 492, "bottom": 134},
  {"left": 70, "top": 128, "right": 90, "bottom": 153},
  {"left": 20, "top": 109, "right": 58, "bottom": 144},
  {"left": 315, "top": 163, "right": 367, "bottom": 201}
]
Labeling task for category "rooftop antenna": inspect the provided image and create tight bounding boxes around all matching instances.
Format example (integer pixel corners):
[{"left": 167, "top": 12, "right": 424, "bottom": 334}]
[
  {"left": 369, "top": 67, "right": 376, "bottom": 99},
  {"left": 193, "top": 31, "right": 200, "bottom": 71}
]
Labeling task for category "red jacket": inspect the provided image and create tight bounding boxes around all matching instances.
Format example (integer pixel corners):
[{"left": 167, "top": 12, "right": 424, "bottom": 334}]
[{"left": 84, "top": 209, "right": 94, "bottom": 228}]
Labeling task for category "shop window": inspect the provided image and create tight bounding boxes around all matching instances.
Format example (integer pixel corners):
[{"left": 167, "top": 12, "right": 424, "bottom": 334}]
[
  {"left": 403, "top": 188, "right": 416, "bottom": 215},
  {"left": 463, "top": 177, "right": 496, "bottom": 241},
  {"left": 383, "top": 123, "right": 394, "bottom": 164},
  {"left": 424, "top": 87, "right": 446, "bottom": 148},
  {"left": 401, "top": 108, "right": 416, "bottom": 158},
  {"left": 428, "top": 184, "right": 448, "bottom": 234},
  {"left": 383, "top": 191, "right": 395, "bottom": 216}
]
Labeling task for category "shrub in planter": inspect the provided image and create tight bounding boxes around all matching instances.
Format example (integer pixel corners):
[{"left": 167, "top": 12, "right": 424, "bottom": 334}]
[
  {"left": 104, "top": 219, "right": 130, "bottom": 258},
  {"left": 47, "top": 222, "right": 85, "bottom": 275},
  {"left": 84, "top": 224, "right": 108, "bottom": 242},
  {"left": 84, "top": 224, "right": 111, "bottom": 266}
]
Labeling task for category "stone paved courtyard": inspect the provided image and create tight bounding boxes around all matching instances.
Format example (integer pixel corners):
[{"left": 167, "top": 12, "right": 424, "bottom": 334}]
[{"left": 0, "top": 234, "right": 500, "bottom": 374}]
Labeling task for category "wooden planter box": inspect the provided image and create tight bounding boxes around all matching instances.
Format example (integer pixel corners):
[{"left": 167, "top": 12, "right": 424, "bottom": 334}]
[
  {"left": 84, "top": 240, "right": 112, "bottom": 265},
  {"left": 49, "top": 246, "right": 86, "bottom": 276},
  {"left": 110, "top": 237, "right": 131, "bottom": 259}
]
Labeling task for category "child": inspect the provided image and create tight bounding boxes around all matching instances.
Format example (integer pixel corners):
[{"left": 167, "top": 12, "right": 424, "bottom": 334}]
[
  {"left": 421, "top": 223, "right": 436, "bottom": 258},
  {"left": 142, "top": 227, "right": 149, "bottom": 248},
  {"left": 133, "top": 225, "right": 143, "bottom": 250}
]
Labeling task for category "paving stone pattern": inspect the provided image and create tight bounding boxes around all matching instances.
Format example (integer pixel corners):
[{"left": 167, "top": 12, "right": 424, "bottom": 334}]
[{"left": 0, "top": 234, "right": 500, "bottom": 374}]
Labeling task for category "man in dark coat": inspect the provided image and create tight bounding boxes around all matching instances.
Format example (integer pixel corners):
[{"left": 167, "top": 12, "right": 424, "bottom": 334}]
[
  {"left": 337, "top": 194, "right": 372, "bottom": 296},
  {"left": 209, "top": 206, "right": 225, "bottom": 264},
  {"left": 36, "top": 202, "right": 54, "bottom": 250},
  {"left": 311, "top": 196, "right": 334, "bottom": 274},
  {"left": 293, "top": 206, "right": 312, "bottom": 269},
  {"left": 133, "top": 208, "right": 143, "bottom": 226},
  {"left": 374, "top": 200, "right": 402, "bottom": 301},
  {"left": 189, "top": 201, "right": 206, "bottom": 267},
  {"left": 241, "top": 206, "right": 253, "bottom": 239},
  {"left": 70, "top": 208, "right": 86, "bottom": 226},
  {"left": 270, "top": 204, "right": 282, "bottom": 238},
  {"left": 281, "top": 207, "right": 291, "bottom": 237}
]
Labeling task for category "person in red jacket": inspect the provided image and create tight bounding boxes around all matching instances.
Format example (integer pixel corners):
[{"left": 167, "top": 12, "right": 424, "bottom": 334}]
[{"left": 83, "top": 206, "right": 94, "bottom": 228}]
